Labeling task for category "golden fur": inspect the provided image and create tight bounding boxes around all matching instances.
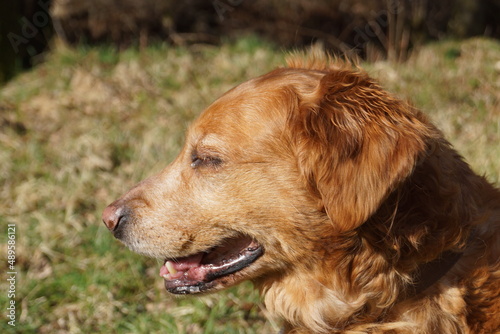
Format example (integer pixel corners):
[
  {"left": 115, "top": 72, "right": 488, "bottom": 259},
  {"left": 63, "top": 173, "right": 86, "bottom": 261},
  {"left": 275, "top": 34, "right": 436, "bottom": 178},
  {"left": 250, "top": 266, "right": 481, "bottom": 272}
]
[{"left": 103, "top": 53, "right": 500, "bottom": 333}]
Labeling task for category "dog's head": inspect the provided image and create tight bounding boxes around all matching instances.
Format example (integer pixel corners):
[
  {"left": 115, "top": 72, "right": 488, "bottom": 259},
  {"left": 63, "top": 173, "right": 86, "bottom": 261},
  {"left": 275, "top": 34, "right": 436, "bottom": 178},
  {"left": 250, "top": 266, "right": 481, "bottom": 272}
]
[{"left": 102, "top": 58, "right": 431, "bottom": 296}]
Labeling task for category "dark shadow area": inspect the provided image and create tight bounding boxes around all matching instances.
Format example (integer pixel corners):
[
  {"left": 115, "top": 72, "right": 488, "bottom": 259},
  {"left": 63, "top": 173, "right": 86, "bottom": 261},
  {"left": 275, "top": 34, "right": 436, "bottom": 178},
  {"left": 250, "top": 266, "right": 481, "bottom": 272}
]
[{"left": 2, "top": 0, "right": 499, "bottom": 83}]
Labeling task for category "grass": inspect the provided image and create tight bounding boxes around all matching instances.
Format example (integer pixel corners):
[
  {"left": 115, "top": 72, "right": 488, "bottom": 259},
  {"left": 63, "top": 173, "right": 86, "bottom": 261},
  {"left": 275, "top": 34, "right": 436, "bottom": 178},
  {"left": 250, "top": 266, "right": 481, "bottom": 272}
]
[{"left": 0, "top": 36, "right": 499, "bottom": 333}]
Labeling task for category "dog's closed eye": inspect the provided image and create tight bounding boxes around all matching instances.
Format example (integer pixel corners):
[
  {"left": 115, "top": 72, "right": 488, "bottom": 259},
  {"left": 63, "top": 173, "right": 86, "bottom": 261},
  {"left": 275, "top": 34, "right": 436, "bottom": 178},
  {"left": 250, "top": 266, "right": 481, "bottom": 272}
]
[{"left": 190, "top": 152, "right": 223, "bottom": 169}]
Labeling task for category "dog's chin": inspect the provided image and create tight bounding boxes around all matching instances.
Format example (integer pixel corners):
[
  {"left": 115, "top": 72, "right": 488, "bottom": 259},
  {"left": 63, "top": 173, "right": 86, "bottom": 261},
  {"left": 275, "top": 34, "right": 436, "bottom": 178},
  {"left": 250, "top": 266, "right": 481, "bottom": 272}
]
[{"left": 159, "top": 235, "right": 264, "bottom": 295}]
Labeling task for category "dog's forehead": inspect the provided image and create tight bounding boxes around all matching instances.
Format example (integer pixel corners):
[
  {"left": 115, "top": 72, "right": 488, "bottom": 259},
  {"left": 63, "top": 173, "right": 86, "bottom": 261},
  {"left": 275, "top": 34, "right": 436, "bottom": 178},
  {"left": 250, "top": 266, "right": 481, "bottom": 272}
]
[{"left": 189, "top": 79, "right": 287, "bottom": 146}]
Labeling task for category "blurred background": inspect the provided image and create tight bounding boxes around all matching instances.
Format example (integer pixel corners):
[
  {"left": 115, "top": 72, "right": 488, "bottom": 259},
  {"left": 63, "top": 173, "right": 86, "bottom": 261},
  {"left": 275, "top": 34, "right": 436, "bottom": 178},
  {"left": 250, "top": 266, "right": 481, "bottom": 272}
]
[
  {"left": 0, "top": 1, "right": 499, "bottom": 333},
  {"left": 2, "top": 0, "right": 500, "bottom": 81}
]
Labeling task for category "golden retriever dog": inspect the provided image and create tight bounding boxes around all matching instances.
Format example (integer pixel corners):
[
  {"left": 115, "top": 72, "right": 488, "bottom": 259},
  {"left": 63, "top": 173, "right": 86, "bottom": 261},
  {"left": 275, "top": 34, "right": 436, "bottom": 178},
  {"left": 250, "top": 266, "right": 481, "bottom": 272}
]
[{"left": 102, "top": 53, "right": 500, "bottom": 333}]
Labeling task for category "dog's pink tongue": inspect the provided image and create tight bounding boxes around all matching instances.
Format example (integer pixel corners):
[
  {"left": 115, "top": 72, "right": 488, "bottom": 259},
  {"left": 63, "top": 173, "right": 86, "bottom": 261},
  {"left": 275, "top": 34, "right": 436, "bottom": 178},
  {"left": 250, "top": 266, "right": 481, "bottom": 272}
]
[
  {"left": 159, "top": 264, "right": 169, "bottom": 277},
  {"left": 159, "top": 253, "right": 204, "bottom": 279}
]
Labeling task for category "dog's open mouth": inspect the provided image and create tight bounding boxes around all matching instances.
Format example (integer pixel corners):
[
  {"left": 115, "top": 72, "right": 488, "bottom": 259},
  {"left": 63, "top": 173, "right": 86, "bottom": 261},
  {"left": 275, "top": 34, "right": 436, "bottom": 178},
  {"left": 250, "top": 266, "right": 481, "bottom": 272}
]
[{"left": 159, "top": 235, "right": 263, "bottom": 294}]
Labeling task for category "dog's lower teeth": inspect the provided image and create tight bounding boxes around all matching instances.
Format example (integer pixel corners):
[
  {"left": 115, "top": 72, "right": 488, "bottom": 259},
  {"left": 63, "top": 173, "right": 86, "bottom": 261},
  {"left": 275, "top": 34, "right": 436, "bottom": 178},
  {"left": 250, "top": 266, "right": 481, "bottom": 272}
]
[{"left": 166, "top": 261, "right": 177, "bottom": 274}]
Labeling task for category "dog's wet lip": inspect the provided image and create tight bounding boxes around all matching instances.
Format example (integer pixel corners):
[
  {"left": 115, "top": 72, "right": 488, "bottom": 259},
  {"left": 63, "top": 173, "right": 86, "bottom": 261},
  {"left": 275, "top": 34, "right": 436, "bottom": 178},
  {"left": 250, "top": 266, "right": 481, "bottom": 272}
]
[{"left": 159, "top": 236, "right": 263, "bottom": 294}]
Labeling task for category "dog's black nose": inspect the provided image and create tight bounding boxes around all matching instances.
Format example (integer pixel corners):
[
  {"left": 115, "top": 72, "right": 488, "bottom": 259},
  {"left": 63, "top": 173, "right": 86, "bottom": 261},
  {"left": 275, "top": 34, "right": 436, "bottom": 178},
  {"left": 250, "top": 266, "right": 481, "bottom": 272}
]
[{"left": 102, "top": 202, "right": 127, "bottom": 232}]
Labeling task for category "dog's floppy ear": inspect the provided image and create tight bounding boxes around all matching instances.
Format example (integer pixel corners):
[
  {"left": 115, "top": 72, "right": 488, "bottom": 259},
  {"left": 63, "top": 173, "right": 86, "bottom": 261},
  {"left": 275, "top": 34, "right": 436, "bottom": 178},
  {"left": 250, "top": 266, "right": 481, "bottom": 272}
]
[{"left": 289, "top": 69, "right": 431, "bottom": 232}]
